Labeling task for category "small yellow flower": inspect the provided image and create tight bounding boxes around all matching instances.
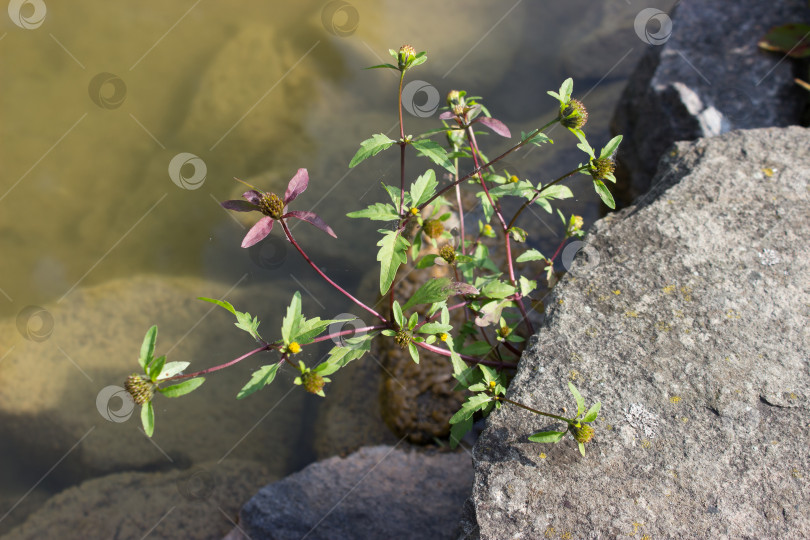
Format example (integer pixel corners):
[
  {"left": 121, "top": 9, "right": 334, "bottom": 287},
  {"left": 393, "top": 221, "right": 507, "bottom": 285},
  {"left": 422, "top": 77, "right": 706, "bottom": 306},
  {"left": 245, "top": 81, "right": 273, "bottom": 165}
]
[
  {"left": 483, "top": 224, "right": 493, "bottom": 234},
  {"left": 439, "top": 333, "right": 448, "bottom": 341},
  {"left": 410, "top": 207, "right": 419, "bottom": 216},
  {"left": 288, "top": 342, "right": 302, "bottom": 354},
  {"left": 508, "top": 175, "right": 519, "bottom": 183},
  {"left": 489, "top": 380, "right": 497, "bottom": 388}
]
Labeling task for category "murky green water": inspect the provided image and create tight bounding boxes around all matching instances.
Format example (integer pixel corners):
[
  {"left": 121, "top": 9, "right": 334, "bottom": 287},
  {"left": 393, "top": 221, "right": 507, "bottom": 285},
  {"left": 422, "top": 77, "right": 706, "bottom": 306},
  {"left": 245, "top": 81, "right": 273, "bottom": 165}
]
[{"left": 0, "top": 0, "right": 672, "bottom": 535}]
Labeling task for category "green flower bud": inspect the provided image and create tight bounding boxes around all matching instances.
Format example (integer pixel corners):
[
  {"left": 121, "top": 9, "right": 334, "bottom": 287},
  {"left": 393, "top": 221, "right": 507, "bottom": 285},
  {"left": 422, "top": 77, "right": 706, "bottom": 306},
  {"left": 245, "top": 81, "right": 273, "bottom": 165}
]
[
  {"left": 447, "top": 90, "right": 464, "bottom": 108},
  {"left": 560, "top": 99, "right": 588, "bottom": 129},
  {"left": 301, "top": 371, "right": 325, "bottom": 395},
  {"left": 259, "top": 192, "right": 285, "bottom": 219},
  {"left": 394, "top": 330, "right": 411, "bottom": 349},
  {"left": 125, "top": 374, "right": 154, "bottom": 405},
  {"left": 589, "top": 156, "right": 616, "bottom": 181},
  {"left": 398, "top": 45, "right": 416, "bottom": 70},
  {"left": 569, "top": 422, "right": 595, "bottom": 444}
]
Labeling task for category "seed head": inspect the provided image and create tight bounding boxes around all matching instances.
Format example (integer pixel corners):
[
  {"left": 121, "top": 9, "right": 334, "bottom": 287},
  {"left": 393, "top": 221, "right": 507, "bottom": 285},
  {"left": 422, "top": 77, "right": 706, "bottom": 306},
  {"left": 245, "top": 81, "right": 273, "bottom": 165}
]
[
  {"left": 439, "top": 245, "right": 456, "bottom": 264},
  {"left": 422, "top": 219, "right": 444, "bottom": 239},
  {"left": 259, "top": 192, "right": 285, "bottom": 219},
  {"left": 394, "top": 330, "right": 411, "bottom": 349},
  {"left": 560, "top": 99, "right": 588, "bottom": 129},
  {"left": 590, "top": 156, "right": 616, "bottom": 181},
  {"left": 125, "top": 374, "right": 153, "bottom": 405},
  {"left": 569, "top": 422, "right": 595, "bottom": 444},
  {"left": 301, "top": 371, "right": 325, "bottom": 395}
]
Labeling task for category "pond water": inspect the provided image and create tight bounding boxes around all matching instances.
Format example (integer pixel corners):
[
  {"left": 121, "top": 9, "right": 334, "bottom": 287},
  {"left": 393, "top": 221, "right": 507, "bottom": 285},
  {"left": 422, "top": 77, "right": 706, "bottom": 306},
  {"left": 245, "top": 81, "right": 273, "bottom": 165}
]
[{"left": 0, "top": 0, "right": 673, "bottom": 535}]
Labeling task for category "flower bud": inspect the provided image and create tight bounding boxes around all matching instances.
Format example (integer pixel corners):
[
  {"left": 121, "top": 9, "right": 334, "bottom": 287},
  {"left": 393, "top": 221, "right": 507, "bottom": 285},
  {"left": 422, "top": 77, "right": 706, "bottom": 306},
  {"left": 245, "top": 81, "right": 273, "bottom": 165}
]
[
  {"left": 259, "top": 192, "right": 285, "bottom": 219},
  {"left": 447, "top": 90, "right": 464, "bottom": 108},
  {"left": 125, "top": 374, "right": 153, "bottom": 405},
  {"left": 398, "top": 45, "right": 416, "bottom": 70},
  {"left": 560, "top": 99, "right": 588, "bottom": 129},
  {"left": 394, "top": 330, "right": 411, "bottom": 349},
  {"left": 569, "top": 422, "right": 595, "bottom": 444},
  {"left": 423, "top": 219, "right": 444, "bottom": 239},
  {"left": 590, "top": 156, "right": 616, "bottom": 181},
  {"left": 301, "top": 371, "right": 325, "bottom": 395},
  {"left": 439, "top": 245, "right": 456, "bottom": 264},
  {"left": 566, "top": 215, "right": 584, "bottom": 237}
]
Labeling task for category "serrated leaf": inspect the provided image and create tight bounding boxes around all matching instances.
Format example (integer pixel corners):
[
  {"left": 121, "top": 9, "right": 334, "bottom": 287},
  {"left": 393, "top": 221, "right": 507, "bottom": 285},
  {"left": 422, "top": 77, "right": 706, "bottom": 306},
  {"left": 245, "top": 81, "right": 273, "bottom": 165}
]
[
  {"left": 158, "top": 361, "right": 189, "bottom": 380},
  {"left": 159, "top": 377, "right": 205, "bottom": 398},
  {"left": 234, "top": 312, "right": 261, "bottom": 340},
  {"left": 475, "top": 300, "right": 509, "bottom": 327},
  {"left": 347, "top": 202, "right": 399, "bottom": 221},
  {"left": 482, "top": 280, "right": 516, "bottom": 299},
  {"left": 141, "top": 402, "right": 155, "bottom": 437},
  {"left": 411, "top": 140, "right": 454, "bottom": 174},
  {"left": 569, "top": 381, "right": 585, "bottom": 417},
  {"left": 282, "top": 292, "right": 302, "bottom": 344},
  {"left": 139, "top": 326, "right": 157, "bottom": 371},
  {"left": 593, "top": 179, "right": 615, "bottom": 209},
  {"left": 583, "top": 402, "right": 601, "bottom": 423},
  {"left": 516, "top": 249, "right": 545, "bottom": 263},
  {"left": 409, "top": 169, "right": 438, "bottom": 208},
  {"left": 402, "top": 277, "right": 453, "bottom": 311},
  {"left": 237, "top": 364, "right": 280, "bottom": 400},
  {"left": 528, "top": 430, "right": 566, "bottom": 443},
  {"left": 519, "top": 276, "right": 537, "bottom": 297},
  {"left": 377, "top": 230, "right": 410, "bottom": 295},
  {"left": 521, "top": 130, "right": 551, "bottom": 147},
  {"left": 315, "top": 332, "right": 376, "bottom": 376},
  {"left": 294, "top": 315, "right": 355, "bottom": 345},
  {"left": 599, "top": 135, "right": 623, "bottom": 159},
  {"left": 349, "top": 134, "right": 397, "bottom": 168},
  {"left": 449, "top": 394, "right": 492, "bottom": 424},
  {"left": 382, "top": 183, "right": 411, "bottom": 208}
]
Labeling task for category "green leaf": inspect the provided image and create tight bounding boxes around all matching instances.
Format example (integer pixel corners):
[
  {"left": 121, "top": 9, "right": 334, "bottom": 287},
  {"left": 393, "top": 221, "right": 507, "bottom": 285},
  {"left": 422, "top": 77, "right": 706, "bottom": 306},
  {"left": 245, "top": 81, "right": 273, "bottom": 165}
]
[
  {"left": 449, "top": 416, "right": 473, "bottom": 448},
  {"left": 350, "top": 134, "right": 397, "bottom": 168},
  {"left": 408, "top": 342, "right": 420, "bottom": 364},
  {"left": 234, "top": 312, "right": 262, "bottom": 341},
  {"left": 583, "top": 402, "right": 601, "bottom": 423},
  {"left": 407, "top": 312, "right": 419, "bottom": 331},
  {"left": 294, "top": 315, "right": 355, "bottom": 345},
  {"left": 536, "top": 184, "right": 573, "bottom": 201},
  {"left": 282, "top": 292, "right": 303, "bottom": 344},
  {"left": 381, "top": 183, "right": 411, "bottom": 208},
  {"left": 377, "top": 230, "right": 410, "bottom": 295},
  {"left": 237, "top": 364, "right": 280, "bottom": 400},
  {"left": 157, "top": 361, "right": 189, "bottom": 380},
  {"left": 197, "top": 297, "right": 237, "bottom": 316},
  {"left": 759, "top": 23, "right": 810, "bottom": 58},
  {"left": 449, "top": 394, "right": 492, "bottom": 424},
  {"left": 139, "top": 325, "right": 157, "bottom": 371},
  {"left": 315, "top": 332, "right": 376, "bottom": 376},
  {"left": 416, "top": 253, "right": 439, "bottom": 269},
  {"left": 572, "top": 130, "right": 594, "bottom": 157},
  {"left": 569, "top": 381, "right": 585, "bottom": 417},
  {"left": 347, "top": 202, "right": 399, "bottom": 221},
  {"left": 418, "top": 322, "right": 453, "bottom": 335},
  {"left": 147, "top": 355, "right": 166, "bottom": 382},
  {"left": 528, "top": 430, "right": 566, "bottom": 443},
  {"left": 593, "top": 179, "right": 616, "bottom": 209},
  {"left": 460, "top": 341, "right": 494, "bottom": 356},
  {"left": 579, "top": 442, "right": 586, "bottom": 457},
  {"left": 515, "top": 249, "right": 545, "bottom": 263},
  {"left": 482, "top": 280, "right": 516, "bottom": 300},
  {"left": 365, "top": 63, "right": 398, "bottom": 70},
  {"left": 521, "top": 130, "right": 551, "bottom": 147},
  {"left": 392, "top": 301, "right": 404, "bottom": 327},
  {"left": 141, "top": 402, "right": 155, "bottom": 437},
  {"left": 401, "top": 277, "right": 453, "bottom": 311},
  {"left": 559, "top": 78, "right": 573, "bottom": 103},
  {"left": 599, "top": 135, "right": 623, "bottom": 159},
  {"left": 411, "top": 140, "right": 454, "bottom": 174},
  {"left": 159, "top": 377, "right": 205, "bottom": 398},
  {"left": 409, "top": 169, "right": 439, "bottom": 208},
  {"left": 519, "top": 276, "right": 537, "bottom": 297},
  {"left": 474, "top": 300, "right": 509, "bottom": 327}
]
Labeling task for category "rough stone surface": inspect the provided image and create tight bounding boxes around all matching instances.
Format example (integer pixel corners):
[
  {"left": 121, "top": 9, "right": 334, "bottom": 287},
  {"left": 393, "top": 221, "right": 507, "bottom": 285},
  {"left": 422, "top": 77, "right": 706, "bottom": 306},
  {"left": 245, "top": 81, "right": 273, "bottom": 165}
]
[
  {"left": 1, "top": 460, "right": 270, "bottom": 540},
  {"left": 235, "top": 445, "right": 473, "bottom": 540},
  {"left": 612, "top": 0, "right": 810, "bottom": 195},
  {"left": 461, "top": 126, "right": 810, "bottom": 539}
]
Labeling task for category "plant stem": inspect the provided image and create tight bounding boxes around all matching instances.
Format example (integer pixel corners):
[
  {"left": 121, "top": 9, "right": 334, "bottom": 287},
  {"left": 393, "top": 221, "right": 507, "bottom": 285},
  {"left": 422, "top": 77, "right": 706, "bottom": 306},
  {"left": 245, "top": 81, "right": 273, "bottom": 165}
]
[
  {"left": 506, "top": 165, "right": 588, "bottom": 230},
  {"left": 496, "top": 396, "right": 572, "bottom": 424},
  {"left": 158, "top": 344, "right": 273, "bottom": 383},
  {"left": 310, "top": 325, "right": 386, "bottom": 344},
  {"left": 281, "top": 220, "right": 387, "bottom": 324},
  {"left": 415, "top": 340, "right": 515, "bottom": 369}
]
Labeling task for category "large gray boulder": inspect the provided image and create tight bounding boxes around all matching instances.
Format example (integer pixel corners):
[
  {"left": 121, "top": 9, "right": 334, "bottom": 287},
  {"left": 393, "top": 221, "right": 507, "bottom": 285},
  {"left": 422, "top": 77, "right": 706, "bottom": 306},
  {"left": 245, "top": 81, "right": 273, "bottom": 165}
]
[
  {"left": 612, "top": 0, "right": 809, "bottom": 194},
  {"left": 233, "top": 445, "right": 472, "bottom": 540},
  {"left": 461, "top": 126, "right": 810, "bottom": 538}
]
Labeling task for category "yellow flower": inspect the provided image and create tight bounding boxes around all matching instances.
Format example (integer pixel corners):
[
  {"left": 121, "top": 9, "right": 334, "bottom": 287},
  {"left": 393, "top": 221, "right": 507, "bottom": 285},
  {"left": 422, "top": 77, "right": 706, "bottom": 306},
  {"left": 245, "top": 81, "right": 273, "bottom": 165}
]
[{"left": 288, "top": 342, "right": 302, "bottom": 354}]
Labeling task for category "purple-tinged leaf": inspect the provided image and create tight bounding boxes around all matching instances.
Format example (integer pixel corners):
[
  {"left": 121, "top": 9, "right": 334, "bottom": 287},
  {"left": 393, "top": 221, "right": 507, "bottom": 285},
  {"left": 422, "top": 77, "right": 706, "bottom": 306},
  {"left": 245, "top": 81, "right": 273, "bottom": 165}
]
[
  {"left": 243, "top": 190, "right": 263, "bottom": 205},
  {"left": 438, "top": 111, "right": 455, "bottom": 120},
  {"left": 284, "top": 168, "right": 309, "bottom": 204},
  {"left": 476, "top": 117, "right": 511, "bottom": 138},
  {"left": 221, "top": 200, "right": 259, "bottom": 212},
  {"left": 285, "top": 210, "right": 337, "bottom": 238},
  {"left": 241, "top": 216, "right": 274, "bottom": 248}
]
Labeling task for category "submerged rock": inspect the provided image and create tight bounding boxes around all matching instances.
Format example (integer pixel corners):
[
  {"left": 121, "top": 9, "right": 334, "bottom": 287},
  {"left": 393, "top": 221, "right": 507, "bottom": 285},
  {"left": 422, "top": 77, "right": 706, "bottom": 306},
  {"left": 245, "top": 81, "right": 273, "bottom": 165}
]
[{"left": 461, "top": 126, "right": 810, "bottom": 538}]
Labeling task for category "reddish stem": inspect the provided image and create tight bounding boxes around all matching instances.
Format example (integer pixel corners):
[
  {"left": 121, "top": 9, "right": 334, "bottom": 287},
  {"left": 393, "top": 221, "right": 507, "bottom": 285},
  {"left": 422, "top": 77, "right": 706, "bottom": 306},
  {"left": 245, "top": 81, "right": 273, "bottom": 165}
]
[
  {"left": 158, "top": 344, "right": 273, "bottom": 383},
  {"left": 310, "top": 325, "right": 386, "bottom": 344},
  {"left": 414, "top": 340, "right": 515, "bottom": 369}
]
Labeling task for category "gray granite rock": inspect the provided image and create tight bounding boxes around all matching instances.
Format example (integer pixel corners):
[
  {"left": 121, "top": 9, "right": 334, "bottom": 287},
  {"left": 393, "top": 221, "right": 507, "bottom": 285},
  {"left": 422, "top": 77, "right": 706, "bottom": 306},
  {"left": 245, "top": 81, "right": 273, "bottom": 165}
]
[
  {"left": 461, "top": 126, "right": 810, "bottom": 539},
  {"left": 612, "top": 0, "right": 810, "bottom": 195},
  {"left": 234, "top": 445, "right": 473, "bottom": 540},
  {"left": 1, "top": 460, "right": 270, "bottom": 540}
]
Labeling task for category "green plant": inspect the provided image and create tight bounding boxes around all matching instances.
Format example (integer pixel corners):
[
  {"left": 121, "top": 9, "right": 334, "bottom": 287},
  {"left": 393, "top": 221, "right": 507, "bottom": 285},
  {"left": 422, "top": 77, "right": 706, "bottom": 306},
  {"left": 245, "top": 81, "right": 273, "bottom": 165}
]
[
  {"left": 123, "top": 45, "right": 619, "bottom": 455},
  {"left": 758, "top": 5, "right": 810, "bottom": 93}
]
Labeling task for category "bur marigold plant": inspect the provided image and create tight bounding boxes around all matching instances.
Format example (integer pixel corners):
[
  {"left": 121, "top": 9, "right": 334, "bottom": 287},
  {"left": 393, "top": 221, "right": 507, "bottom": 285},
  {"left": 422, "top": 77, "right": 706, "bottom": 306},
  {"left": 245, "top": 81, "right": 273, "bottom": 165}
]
[{"left": 124, "top": 46, "right": 611, "bottom": 454}]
